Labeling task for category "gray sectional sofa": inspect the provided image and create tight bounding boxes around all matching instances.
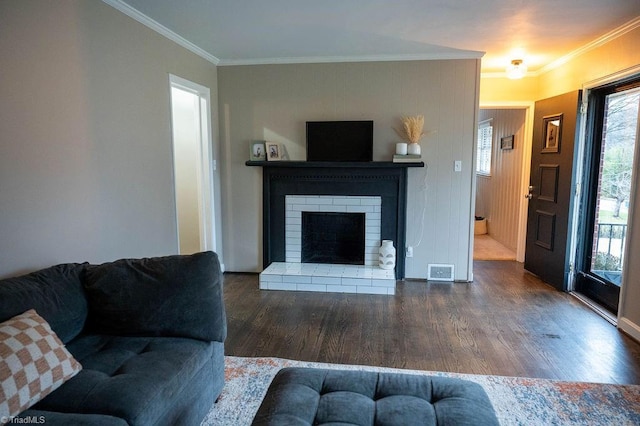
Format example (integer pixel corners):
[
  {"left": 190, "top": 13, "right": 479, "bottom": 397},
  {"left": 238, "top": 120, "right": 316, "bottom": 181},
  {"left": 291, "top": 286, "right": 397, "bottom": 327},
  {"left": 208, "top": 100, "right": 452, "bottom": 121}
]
[{"left": 0, "top": 251, "right": 226, "bottom": 425}]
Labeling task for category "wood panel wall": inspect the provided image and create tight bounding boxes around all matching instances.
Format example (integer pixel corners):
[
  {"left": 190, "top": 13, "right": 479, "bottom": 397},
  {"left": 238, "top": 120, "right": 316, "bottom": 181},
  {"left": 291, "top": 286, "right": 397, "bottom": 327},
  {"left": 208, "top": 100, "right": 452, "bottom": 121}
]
[
  {"left": 218, "top": 60, "right": 480, "bottom": 280},
  {"left": 476, "top": 109, "right": 526, "bottom": 251}
]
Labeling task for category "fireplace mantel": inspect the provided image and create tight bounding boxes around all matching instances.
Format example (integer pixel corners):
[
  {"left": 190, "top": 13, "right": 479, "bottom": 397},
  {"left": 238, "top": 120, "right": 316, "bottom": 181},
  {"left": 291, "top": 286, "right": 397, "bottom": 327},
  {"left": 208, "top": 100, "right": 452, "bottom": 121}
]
[
  {"left": 246, "top": 160, "right": 424, "bottom": 168},
  {"left": 249, "top": 161, "right": 423, "bottom": 279}
]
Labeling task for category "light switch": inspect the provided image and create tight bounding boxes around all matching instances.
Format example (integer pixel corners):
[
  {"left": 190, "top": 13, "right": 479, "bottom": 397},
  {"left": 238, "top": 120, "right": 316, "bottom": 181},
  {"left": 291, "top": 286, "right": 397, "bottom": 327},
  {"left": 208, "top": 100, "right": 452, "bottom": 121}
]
[{"left": 454, "top": 160, "right": 462, "bottom": 172}]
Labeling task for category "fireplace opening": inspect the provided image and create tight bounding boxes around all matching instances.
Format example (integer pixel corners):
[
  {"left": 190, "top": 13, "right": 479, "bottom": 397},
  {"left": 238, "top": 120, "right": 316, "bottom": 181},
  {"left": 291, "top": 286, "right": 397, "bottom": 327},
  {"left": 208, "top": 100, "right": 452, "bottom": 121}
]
[{"left": 301, "top": 212, "right": 365, "bottom": 265}]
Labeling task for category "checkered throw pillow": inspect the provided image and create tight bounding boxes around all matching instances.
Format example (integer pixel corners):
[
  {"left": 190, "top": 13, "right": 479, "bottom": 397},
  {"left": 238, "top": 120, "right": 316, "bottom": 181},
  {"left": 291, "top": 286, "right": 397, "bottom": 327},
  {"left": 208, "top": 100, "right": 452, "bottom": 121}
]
[{"left": 0, "top": 309, "right": 82, "bottom": 423}]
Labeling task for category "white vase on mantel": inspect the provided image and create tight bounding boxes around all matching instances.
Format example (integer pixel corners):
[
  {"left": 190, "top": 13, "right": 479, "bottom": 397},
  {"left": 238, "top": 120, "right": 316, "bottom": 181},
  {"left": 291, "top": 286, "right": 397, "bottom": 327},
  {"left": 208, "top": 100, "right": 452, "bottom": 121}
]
[
  {"left": 378, "top": 240, "right": 396, "bottom": 270},
  {"left": 396, "top": 142, "right": 408, "bottom": 155},
  {"left": 407, "top": 143, "right": 421, "bottom": 155}
]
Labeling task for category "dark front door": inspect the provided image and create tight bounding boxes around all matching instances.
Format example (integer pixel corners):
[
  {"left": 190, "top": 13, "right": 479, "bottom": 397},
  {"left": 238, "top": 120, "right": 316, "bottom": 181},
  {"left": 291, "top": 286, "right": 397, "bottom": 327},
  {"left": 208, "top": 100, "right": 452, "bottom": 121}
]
[{"left": 524, "top": 91, "right": 581, "bottom": 290}]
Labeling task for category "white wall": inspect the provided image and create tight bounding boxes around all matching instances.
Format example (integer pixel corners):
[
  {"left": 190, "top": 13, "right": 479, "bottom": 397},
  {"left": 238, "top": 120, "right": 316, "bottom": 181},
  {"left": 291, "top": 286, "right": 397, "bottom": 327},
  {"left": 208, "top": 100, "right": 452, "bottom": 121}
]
[
  {"left": 171, "top": 88, "right": 202, "bottom": 255},
  {"left": 0, "top": 0, "right": 221, "bottom": 278},
  {"left": 619, "top": 132, "right": 640, "bottom": 338},
  {"left": 218, "top": 60, "right": 480, "bottom": 280}
]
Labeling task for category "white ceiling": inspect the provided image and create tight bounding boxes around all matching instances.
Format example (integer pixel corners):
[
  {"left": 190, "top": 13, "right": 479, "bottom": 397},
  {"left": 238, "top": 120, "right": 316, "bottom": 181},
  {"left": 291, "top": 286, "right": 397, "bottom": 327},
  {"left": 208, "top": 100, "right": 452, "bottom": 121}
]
[{"left": 109, "top": 0, "right": 640, "bottom": 74}]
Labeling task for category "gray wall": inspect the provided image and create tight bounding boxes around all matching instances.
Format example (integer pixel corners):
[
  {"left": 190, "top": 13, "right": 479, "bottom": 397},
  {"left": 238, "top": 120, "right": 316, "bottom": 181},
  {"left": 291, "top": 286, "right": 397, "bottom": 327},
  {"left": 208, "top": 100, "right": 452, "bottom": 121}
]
[
  {"left": 0, "top": 0, "right": 221, "bottom": 278},
  {"left": 218, "top": 60, "right": 480, "bottom": 280}
]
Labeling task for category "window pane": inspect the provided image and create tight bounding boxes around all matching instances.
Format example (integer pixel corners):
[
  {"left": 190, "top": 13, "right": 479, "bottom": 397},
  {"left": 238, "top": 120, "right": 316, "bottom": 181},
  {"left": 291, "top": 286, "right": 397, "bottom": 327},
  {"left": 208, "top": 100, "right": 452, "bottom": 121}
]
[
  {"left": 477, "top": 124, "right": 493, "bottom": 175},
  {"left": 589, "top": 88, "right": 639, "bottom": 286}
]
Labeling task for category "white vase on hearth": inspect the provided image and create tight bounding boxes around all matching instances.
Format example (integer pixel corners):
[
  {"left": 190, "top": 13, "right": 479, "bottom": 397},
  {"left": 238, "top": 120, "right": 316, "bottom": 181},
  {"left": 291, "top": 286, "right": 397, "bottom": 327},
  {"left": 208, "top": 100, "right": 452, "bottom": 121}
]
[{"left": 378, "top": 240, "right": 396, "bottom": 270}]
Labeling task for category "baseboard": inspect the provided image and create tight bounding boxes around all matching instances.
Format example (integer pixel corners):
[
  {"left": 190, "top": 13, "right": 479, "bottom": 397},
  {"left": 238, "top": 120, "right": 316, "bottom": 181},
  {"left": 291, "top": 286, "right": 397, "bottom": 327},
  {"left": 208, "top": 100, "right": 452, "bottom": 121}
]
[{"left": 618, "top": 317, "right": 640, "bottom": 343}]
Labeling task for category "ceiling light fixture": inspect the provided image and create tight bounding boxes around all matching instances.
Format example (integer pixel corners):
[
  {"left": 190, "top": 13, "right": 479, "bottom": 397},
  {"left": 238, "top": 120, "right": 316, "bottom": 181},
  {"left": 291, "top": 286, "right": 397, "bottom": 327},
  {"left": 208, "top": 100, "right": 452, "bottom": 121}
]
[{"left": 506, "top": 59, "right": 527, "bottom": 79}]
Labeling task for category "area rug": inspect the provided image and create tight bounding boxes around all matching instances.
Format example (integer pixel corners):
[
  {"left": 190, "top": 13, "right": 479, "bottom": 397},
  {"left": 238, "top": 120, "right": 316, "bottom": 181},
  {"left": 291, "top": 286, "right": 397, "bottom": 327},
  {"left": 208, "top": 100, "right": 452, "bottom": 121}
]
[{"left": 202, "top": 356, "right": 640, "bottom": 425}]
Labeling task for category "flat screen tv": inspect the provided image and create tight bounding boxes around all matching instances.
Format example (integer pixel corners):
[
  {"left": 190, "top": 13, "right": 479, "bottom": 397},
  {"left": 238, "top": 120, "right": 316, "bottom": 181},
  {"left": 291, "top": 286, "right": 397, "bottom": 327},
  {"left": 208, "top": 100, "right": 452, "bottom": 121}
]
[{"left": 306, "top": 120, "right": 373, "bottom": 162}]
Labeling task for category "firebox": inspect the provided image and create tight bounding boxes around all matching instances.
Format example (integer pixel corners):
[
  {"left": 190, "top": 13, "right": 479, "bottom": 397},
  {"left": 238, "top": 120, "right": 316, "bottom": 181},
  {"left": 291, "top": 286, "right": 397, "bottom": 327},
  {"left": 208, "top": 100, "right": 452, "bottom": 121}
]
[
  {"left": 301, "top": 212, "right": 365, "bottom": 265},
  {"left": 285, "top": 195, "right": 381, "bottom": 267}
]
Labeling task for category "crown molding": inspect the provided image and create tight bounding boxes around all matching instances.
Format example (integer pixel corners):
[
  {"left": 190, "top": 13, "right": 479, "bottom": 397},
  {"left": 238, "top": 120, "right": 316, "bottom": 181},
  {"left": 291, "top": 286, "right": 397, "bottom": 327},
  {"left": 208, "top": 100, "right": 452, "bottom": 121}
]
[
  {"left": 103, "top": 0, "right": 481, "bottom": 67},
  {"left": 217, "top": 51, "right": 484, "bottom": 67},
  {"left": 537, "top": 16, "right": 640, "bottom": 76},
  {"left": 104, "top": 0, "right": 637, "bottom": 73},
  {"left": 102, "top": 0, "right": 220, "bottom": 65}
]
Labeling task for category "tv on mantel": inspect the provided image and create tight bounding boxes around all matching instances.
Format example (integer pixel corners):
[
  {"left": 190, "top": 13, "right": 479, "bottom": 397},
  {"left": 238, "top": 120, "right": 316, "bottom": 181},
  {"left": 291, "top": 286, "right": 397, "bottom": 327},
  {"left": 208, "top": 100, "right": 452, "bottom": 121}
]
[{"left": 306, "top": 120, "right": 373, "bottom": 162}]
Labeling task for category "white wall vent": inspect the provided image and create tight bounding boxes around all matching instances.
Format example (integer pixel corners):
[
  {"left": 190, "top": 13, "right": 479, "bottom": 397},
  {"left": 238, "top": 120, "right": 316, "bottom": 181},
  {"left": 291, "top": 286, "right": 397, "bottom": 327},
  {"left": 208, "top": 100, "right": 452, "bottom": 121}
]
[{"left": 427, "top": 264, "right": 454, "bottom": 282}]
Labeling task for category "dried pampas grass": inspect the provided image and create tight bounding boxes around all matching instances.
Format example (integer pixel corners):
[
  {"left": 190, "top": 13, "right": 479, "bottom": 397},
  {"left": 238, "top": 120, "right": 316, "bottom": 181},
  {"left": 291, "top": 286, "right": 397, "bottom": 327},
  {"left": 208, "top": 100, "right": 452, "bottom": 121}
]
[{"left": 394, "top": 115, "right": 425, "bottom": 144}]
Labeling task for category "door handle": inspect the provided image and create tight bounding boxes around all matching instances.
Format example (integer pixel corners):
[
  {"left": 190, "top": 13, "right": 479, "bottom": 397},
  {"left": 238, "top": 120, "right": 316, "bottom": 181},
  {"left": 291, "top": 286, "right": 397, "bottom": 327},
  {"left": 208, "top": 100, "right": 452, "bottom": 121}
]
[{"left": 525, "top": 185, "right": 534, "bottom": 200}]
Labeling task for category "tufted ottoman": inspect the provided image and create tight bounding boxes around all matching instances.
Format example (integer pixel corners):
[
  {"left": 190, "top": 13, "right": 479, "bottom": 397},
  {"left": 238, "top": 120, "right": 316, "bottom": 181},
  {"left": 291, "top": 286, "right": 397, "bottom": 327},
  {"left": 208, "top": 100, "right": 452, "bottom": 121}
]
[{"left": 252, "top": 367, "right": 499, "bottom": 425}]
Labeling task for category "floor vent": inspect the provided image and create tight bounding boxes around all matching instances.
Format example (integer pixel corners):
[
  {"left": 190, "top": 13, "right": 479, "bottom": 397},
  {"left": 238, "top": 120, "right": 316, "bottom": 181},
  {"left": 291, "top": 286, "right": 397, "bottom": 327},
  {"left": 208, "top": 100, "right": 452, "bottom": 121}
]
[{"left": 427, "top": 264, "right": 454, "bottom": 282}]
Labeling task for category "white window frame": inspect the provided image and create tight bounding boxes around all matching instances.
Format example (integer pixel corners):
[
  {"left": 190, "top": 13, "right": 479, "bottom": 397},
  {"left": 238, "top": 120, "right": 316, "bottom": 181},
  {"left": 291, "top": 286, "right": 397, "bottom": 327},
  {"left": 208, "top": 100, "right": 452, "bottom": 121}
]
[{"left": 477, "top": 119, "right": 493, "bottom": 176}]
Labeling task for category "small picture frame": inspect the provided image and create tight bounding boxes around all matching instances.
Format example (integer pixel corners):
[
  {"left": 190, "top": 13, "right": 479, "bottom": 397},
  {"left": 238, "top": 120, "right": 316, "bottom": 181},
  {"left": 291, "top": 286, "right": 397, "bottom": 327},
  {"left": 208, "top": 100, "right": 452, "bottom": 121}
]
[
  {"left": 542, "top": 114, "right": 563, "bottom": 153},
  {"left": 265, "top": 142, "right": 282, "bottom": 161},
  {"left": 500, "top": 135, "right": 514, "bottom": 150},
  {"left": 250, "top": 141, "right": 266, "bottom": 161}
]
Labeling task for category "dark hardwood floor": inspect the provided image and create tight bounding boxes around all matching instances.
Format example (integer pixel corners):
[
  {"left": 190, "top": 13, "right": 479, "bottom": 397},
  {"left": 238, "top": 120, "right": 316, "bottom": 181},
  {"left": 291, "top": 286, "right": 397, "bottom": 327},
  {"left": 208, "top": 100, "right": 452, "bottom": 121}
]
[{"left": 223, "top": 260, "right": 640, "bottom": 384}]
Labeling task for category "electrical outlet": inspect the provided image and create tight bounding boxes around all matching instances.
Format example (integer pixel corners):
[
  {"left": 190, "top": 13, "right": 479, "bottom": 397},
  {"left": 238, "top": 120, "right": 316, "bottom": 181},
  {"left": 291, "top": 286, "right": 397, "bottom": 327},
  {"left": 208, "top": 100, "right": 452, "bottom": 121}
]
[{"left": 406, "top": 246, "right": 413, "bottom": 257}]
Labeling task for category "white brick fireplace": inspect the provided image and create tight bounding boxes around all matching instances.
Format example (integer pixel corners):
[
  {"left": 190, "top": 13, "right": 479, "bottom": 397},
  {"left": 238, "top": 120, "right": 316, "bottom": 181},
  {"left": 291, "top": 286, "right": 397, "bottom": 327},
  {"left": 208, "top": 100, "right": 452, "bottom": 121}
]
[
  {"left": 253, "top": 161, "right": 421, "bottom": 295},
  {"left": 284, "top": 195, "right": 381, "bottom": 265},
  {"left": 259, "top": 195, "right": 396, "bottom": 295}
]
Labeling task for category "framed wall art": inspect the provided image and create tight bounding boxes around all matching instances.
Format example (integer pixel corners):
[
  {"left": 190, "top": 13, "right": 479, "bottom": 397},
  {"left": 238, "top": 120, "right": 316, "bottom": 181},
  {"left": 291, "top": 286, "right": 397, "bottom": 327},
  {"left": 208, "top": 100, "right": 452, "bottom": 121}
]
[
  {"left": 500, "top": 135, "right": 514, "bottom": 150},
  {"left": 542, "top": 114, "right": 563, "bottom": 153}
]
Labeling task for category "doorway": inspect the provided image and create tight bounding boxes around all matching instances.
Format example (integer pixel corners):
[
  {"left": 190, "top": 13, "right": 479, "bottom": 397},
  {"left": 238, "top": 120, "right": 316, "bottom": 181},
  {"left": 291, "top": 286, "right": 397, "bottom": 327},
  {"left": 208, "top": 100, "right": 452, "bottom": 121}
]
[
  {"left": 169, "top": 75, "right": 217, "bottom": 255},
  {"left": 474, "top": 107, "right": 528, "bottom": 261},
  {"left": 575, "top": 78, "right": 640, "bottom": 314}
]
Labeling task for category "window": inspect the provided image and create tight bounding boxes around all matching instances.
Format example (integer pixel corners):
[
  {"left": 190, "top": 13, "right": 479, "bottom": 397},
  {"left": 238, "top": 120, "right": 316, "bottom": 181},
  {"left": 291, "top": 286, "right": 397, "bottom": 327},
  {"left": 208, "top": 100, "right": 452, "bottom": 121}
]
[{"left": 476, "top": 120, "right": 493, "bottom": 175}]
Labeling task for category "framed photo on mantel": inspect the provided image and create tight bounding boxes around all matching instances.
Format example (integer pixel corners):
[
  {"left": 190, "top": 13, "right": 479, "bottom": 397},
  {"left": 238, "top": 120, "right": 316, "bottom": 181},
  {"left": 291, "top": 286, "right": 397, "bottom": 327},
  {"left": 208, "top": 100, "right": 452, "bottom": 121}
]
[
  {"left": 250, "top": 141, "right": 266, "bottom": 161},
  {"left": 265, "top": 142, "right": 282, "bottom": 161}
]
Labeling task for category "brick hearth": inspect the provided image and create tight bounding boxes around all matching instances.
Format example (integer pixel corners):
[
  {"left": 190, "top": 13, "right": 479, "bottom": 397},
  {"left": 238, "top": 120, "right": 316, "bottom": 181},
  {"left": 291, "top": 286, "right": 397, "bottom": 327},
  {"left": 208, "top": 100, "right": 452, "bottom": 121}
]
[{"left": 260, "top": 262, "right": 396, "bottom": 295}]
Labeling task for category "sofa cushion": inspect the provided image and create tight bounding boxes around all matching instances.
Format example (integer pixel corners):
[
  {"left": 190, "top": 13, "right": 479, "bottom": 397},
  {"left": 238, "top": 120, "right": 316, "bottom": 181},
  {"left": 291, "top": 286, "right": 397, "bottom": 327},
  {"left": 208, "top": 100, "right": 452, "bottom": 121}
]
[
  {"left": 0, "top": 310, "right": 82, "bottom": 423},
  {"left": 0, "top": 263, "right": 88, "bottom": 344},
  {"left": 33, "top": 334, "right": 214, "bottom": 426},
  {"left": 83, "top": 251, "right": 226, "bottom": 342},
  {"left": 252, "top": 368, "right": 499, "bottom": 426}
]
